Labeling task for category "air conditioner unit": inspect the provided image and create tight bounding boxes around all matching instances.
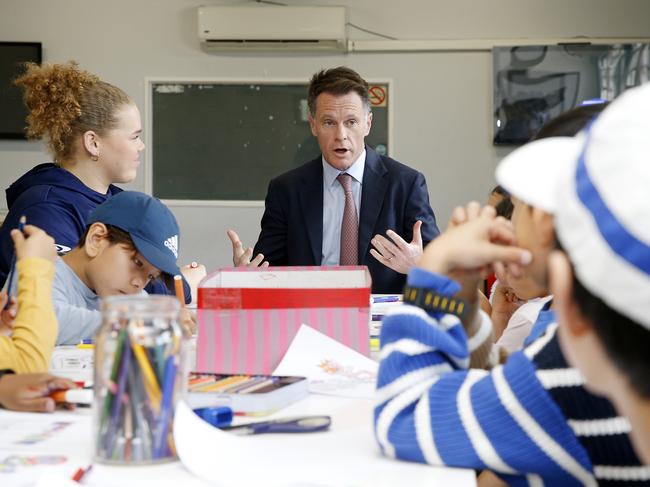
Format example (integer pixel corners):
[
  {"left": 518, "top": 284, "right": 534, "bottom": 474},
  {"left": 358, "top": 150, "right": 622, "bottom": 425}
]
[{"left": 198, "top": 5, "right": 347, "bottom": 52}]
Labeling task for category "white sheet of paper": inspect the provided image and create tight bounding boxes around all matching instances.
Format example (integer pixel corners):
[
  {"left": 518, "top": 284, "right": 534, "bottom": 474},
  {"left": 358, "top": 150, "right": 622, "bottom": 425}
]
[
  {"left": 0, "top": 409, "right": 212, "bottom": 487},
  {"left": 0, "top": 410, "right": 90, "bottom": 486},
  {"left": 174, "top": 399, "right": 476, "bottom": 487},
  {"left": 272, "top": 324, "right": 378, "bottom": 399}
]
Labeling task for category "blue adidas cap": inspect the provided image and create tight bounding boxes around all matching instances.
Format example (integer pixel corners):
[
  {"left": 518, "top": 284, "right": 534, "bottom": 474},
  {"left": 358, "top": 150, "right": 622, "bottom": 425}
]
[{"left": 87, "top": 191, "right": 181, "bottom": 278}]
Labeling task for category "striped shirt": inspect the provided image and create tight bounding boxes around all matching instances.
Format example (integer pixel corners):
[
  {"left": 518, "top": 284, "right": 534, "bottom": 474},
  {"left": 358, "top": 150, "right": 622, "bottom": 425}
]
[{"left": 375, "top": 269, "right": 650, "bottom": 486}]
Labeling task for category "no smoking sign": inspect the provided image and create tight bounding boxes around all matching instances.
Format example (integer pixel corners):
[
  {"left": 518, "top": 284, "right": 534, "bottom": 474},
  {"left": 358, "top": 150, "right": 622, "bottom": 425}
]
[{"left": 368, "top": 85, "right": 387, "bottom": 107}]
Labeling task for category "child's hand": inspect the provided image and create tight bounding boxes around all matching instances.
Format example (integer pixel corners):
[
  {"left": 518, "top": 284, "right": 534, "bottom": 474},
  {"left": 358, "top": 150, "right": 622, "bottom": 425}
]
[
  {"left": 420, "top": 204, "right": 531, "bottom": 277},
  {"left": 490, "top": 284, "right": 524, "bottom": 340},
  {"left": 491, "top": 284, "right": 523, "bottom": 318},
  {"left": 420, "top": 203, "right": 532, "bottom": 335},
  {"left": 0, "top": 373, "right": 76, "bottom": 412},
  {"left": 11, "top": 225, "right": 57, "bottom": 262},
  {"left": 0, "top": 291, "right": 17, "bottom": 334},
  {"left": 179, "top": 308, "right": 197, "bottom": 336},
  {"left": 181, "top": 262, "right": 207, "bottom": 305}
]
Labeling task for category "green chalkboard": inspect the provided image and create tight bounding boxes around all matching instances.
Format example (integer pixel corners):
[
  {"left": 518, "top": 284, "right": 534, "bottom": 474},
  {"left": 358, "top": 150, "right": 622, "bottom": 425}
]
[{"left": 150, "top": 82, "right": 389, "bottom": 201}]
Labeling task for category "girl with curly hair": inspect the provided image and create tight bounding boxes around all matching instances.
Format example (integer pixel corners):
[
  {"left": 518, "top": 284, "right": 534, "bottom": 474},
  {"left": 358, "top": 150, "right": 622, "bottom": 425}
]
[{"left": 0, "top": 61, "right": 143, "bottom": 286}]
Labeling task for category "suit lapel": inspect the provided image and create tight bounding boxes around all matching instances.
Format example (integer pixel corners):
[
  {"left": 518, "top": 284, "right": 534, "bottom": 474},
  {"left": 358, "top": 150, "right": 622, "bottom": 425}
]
[
  {"left": 298, "top": 158, "right": 324, "bottom": 264},
  {"left": 359, "top": 147, "right": 388, "bottom": 261}
]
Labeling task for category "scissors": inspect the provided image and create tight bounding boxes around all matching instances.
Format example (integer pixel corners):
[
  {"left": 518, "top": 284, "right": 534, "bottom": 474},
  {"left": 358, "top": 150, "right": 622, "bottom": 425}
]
[{"left": 220, "top": 415, "right": 331, "bottom": 436}]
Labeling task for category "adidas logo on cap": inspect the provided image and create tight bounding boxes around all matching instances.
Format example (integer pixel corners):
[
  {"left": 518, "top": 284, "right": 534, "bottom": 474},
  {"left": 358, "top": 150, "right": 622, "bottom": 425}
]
[{"left": 164, "top": 235, "right": 179, "bottom": 258}]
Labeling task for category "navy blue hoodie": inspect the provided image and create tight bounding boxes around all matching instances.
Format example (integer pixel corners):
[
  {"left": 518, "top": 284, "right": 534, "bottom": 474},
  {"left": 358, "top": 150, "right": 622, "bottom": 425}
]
[
  {"left": 0, "top": 163, "right": 190, "bottom": 302},
  {"left": 0, "top": 163, "right": 121, "bottom": 286}
]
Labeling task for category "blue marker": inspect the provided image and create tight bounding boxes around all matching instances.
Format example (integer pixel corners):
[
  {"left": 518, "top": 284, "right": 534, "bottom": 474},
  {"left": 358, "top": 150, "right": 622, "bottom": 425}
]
[
  {"left": 371, "top": 295, "right": 401, "bottom": 304},
  {"left": 4, "top": 215, "right": 26, "bottom": 310},
  {"left": 194, "top": 406, "right": 233, "bottom": 428}
]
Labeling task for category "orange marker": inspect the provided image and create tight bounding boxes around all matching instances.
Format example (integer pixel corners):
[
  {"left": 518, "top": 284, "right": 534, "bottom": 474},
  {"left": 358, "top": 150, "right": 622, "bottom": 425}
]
[
  {"left": 50, "top": 388, "right": 93, "bottom": 405},
  {"left": 174, "top": 274, "right": 185, "bottom": 308}
]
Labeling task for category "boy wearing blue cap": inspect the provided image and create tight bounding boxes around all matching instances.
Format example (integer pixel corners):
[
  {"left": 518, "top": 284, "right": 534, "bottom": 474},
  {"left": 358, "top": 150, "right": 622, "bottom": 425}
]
[{"left": 51, "top": 191, "right": 195, "bottom": 345}]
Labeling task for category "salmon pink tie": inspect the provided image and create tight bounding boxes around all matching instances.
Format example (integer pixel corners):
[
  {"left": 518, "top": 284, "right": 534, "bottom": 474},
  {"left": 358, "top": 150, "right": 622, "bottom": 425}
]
[{"left": 337, "top": 173, "right": 358, "bottom": 265}]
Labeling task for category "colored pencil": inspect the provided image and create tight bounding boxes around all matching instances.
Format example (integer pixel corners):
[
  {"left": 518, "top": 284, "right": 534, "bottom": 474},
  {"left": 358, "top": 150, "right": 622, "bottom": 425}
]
[
  {"left": 236, "top": 377, "right": 278, "bottom": 394},
  {"left": 105, "top": 334, "right": 132, "bottom": 454},
  {"left": 98, "top": 329, "right": 126, "bottom": 452},
  {"left": 192, "top": 375, "right": 247, "bottom": 393},
  {"left": 153, "top": 356, "right": 177, "bottom": 458},
  {"left": 173, "top": 275, "right": 185, "bottom": 307},
  {"left": 131, "top": 342, "right": 162, "bottom": 407},
  {"left": 4, "top": 215, "right": 26, "bottom": 310}
]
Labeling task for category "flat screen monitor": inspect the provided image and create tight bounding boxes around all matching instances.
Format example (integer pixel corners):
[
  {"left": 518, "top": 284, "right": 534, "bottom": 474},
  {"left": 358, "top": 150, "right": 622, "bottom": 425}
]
[
  {"left": 0, "top": 42, "right": 42, "bottom": 140},
  {"left": 493, "top": 43, "right": 650, "bottom": 145}
]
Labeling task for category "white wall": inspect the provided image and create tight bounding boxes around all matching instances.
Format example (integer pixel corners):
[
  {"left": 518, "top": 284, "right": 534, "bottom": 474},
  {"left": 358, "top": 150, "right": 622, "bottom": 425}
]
[{"left": 2, "top": 0, "right": 650, "bottom": 270}]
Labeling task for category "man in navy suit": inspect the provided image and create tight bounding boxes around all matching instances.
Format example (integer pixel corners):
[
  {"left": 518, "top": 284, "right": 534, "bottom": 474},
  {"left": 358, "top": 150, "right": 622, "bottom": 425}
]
[{"left": 228, "top": 67, "right": 439, "bottom": 293}]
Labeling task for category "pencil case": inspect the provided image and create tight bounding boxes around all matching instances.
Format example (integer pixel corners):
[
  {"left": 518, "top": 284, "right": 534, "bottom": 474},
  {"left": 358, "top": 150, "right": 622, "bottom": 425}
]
[{"left": 186, "top": 372, "right": 308, "bottom": 415}]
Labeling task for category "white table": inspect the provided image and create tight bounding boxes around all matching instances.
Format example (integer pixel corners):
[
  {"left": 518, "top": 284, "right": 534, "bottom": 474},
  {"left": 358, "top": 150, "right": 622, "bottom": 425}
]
[
  {"left": 176, "top": 393, "right": 477, "bottom": 486},
  {"left": 0, "top": 393, "right": 475, "bottom": 487}
]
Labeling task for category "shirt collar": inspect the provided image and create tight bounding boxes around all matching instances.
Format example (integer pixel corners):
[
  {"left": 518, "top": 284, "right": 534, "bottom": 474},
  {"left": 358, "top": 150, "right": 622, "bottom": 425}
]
[{"left": 322, "top": 148, "right": 366, "bottom": 188}]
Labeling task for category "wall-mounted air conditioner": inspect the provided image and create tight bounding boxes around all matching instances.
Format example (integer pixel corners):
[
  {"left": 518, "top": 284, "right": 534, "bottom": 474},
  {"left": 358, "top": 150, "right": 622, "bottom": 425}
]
[{"left": 197, "top": 5, "right": 347, "bottom": 52}]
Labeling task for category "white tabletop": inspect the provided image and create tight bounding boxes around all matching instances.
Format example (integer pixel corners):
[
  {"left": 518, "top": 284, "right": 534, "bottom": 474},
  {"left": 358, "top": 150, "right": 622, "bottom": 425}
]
[
  {"left": 176, "top": 394, "right": 477, "bottom": 486},
  {"left": 0, "top": 393, "right": 475, "bottom": 487}
]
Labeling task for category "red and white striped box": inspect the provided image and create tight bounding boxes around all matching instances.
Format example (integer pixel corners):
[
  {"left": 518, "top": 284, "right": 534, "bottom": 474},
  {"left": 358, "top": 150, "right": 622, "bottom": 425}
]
[{"left": 196, "top": 266, "right": 371, "bottom": 374}]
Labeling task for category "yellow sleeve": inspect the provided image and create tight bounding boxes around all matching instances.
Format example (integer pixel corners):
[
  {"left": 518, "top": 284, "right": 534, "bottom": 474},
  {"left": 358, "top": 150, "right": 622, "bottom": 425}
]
[{"left": 0, "top": 258, "right": 57, "bottom": 373}]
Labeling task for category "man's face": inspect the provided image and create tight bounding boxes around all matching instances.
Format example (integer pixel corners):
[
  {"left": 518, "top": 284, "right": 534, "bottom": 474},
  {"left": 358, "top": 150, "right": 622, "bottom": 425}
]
[{"left": 308, "top": 91, "right": 372, "bottom": 171}]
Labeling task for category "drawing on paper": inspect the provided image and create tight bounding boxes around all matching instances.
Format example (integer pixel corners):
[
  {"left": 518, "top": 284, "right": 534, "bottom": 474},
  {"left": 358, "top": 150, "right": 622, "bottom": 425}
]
[
  {"left": 318, "top": 358, "right": 376, "bottom": 383},
  {"left": 0, "top": 455, "right": 67, "bottom": 473}
]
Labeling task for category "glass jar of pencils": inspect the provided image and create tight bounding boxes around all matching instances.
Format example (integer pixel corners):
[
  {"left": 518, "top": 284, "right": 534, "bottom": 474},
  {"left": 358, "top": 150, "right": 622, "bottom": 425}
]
[{"left": 94, "top": 295, "right": 188, "bottom": 464}]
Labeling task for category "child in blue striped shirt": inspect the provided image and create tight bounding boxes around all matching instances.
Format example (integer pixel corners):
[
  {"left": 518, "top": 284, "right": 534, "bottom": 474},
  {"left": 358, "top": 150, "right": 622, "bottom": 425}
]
[{"left": 375, "top": 86, "right": 650, "bottom": 485}]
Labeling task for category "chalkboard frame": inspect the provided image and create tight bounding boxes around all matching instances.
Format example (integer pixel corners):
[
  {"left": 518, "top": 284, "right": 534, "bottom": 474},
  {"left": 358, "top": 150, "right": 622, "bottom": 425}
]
[{"left": 144, "top": 77, "right": 393, "bottom": 206}]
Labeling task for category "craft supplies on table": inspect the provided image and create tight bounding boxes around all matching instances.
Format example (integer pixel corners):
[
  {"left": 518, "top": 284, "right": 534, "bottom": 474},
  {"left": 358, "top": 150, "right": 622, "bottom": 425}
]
[{"left": 187, "top": 372, "right": 308, "bottom": 415}]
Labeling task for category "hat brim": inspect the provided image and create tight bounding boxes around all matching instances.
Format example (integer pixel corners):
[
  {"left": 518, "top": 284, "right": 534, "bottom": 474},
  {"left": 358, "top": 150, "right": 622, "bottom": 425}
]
[
  {"left": 130, "top": 234, "right": 181, "bottom": 278},
  {"left": 495, "top": 136, "right": 582, "bottom": 214}
]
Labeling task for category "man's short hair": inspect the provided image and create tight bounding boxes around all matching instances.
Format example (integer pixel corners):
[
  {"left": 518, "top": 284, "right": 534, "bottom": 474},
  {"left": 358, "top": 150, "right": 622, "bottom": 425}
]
[{"left": 307, "top": 66, "right": 370, "bottom": 115}]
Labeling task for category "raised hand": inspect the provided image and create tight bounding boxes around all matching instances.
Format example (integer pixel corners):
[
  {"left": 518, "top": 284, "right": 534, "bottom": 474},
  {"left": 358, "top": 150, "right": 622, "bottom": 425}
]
[
  {"left": 370, "top": 220, "right": 423, "bottom": 274},
  {"left": 227, "top": 230, "right": 269, "bottom": 268}
]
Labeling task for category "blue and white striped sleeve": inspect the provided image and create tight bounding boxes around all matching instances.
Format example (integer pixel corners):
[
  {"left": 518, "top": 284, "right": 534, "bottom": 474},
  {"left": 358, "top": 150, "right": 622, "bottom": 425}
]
[{"left": 374, "top": 268, "right": 597, "bottom": 486}]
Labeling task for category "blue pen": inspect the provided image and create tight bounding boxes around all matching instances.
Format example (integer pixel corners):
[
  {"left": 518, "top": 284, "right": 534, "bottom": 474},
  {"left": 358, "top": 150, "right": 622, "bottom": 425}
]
[
  {"left": 220, "top": 415, "right": 331, "bottom": 436},
  {"left": 371, "top": 295, "right": 401, "bottom": 304},
  {"left": 153, "top": 355, "right": 177, "bottom": 458},
  {"left": 4, "top": 216, "right": 26, "bottom": 310}
]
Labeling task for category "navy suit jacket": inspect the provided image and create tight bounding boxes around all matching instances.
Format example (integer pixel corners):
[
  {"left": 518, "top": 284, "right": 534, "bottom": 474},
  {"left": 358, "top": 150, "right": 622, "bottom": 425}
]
[{"left": 253, "top": 147, "right": 440, "bottom": 293}]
